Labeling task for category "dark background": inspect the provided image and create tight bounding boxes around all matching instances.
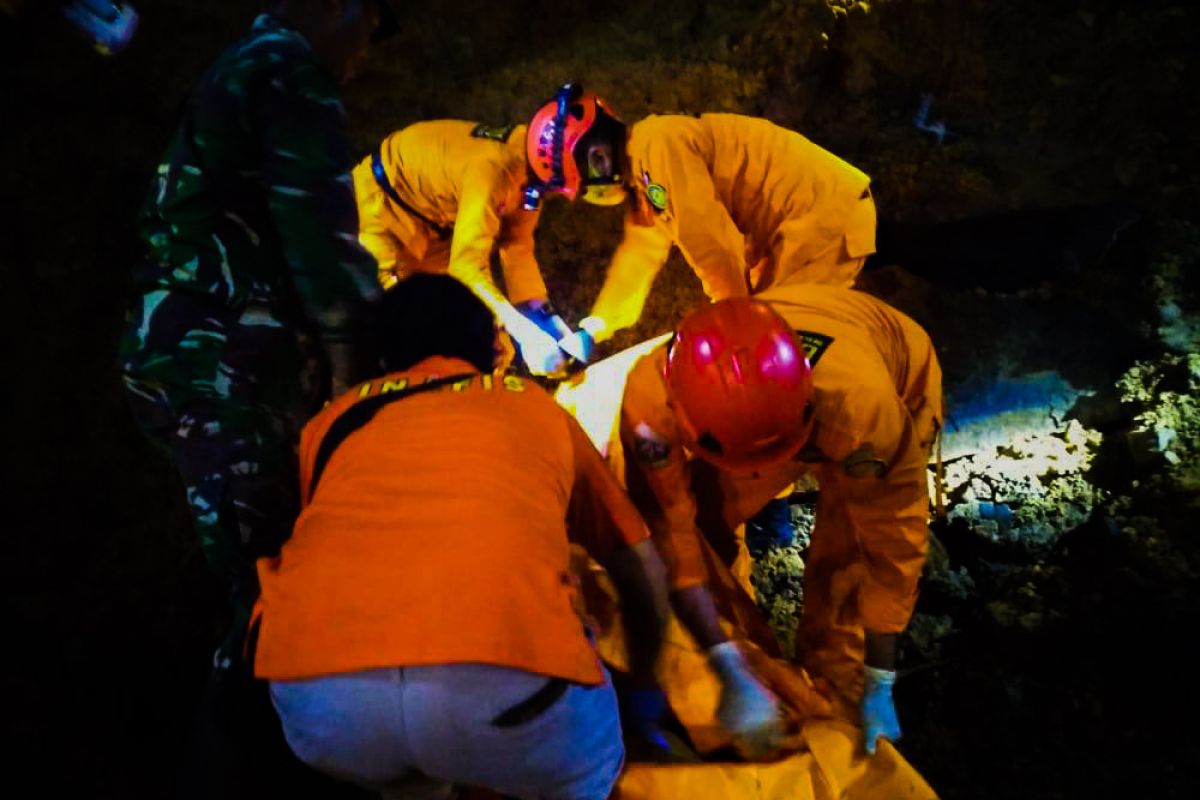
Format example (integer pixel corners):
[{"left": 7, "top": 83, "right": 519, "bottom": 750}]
[{"left": 2, "top": 1, "right": 1198, "bottom": 797}]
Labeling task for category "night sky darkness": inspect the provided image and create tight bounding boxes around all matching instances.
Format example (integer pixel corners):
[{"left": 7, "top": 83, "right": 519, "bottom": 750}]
[{"left": 2, "top": 2, "right": 1198, "bottom": 797}]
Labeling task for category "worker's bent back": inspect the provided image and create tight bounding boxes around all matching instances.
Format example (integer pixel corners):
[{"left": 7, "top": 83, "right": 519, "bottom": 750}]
[{"left": 254, "top": 356, "right": 644, "bottom": 685}]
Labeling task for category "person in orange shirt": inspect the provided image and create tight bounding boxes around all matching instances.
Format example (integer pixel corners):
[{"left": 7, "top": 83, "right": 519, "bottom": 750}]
[
  {"left": 254, "top": 273, "right": 670, "bottom": 799},
  {"left": 615, "top": 285, "right": 942, "bottom": 756},
  {"left": 567, "top": 113, "right": 877, "bottom": 347},
  {"left": 355, "top": 84, "right": 625, "bottom": 376}
]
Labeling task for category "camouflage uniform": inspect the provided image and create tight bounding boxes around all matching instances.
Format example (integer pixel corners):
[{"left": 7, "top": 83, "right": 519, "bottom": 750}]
[{"left": 119, "top": 14, "right": 379, "bottom": 624}]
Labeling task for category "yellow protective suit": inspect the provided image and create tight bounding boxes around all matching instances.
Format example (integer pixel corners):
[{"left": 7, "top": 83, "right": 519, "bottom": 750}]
[
  {"left": 552, "top": 285, "right": 941, "bottom": 798},
  {"left": 352, "top": 120, "right": 546, "bottom": 311},
  {"left": 563, "top": 284, "right": 941, "bottom": 701},
  {"left": 589, "top": 114, "right": 876, "bottom": 340}
]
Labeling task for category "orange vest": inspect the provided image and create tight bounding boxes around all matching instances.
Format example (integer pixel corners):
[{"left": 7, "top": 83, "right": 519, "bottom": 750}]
[
  {"left": 620, "top": 286, "right": 941, "bottom": 632},
  {"left": 254, "top": 357, "right": 648, "bottom": 683}
]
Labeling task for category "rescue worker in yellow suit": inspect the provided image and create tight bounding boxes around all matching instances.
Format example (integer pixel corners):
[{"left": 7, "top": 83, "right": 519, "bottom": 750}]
[
  {"left": 567, "top": 112, "right": 878, "bottom": 347},
  {"left": 614, "top": 285, "right": 941, "bottom": 757},
  {"left": 354, "top": 84, "right": 627, "bottom": 375}
]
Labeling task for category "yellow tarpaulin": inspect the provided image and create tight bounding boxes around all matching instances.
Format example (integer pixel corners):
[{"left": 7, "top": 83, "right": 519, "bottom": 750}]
[
  {"left": 616, "top": 724, "right": 934, "bottom": 800},
  {"left": 554, "top": 332, "right": 673, "bottom": 458},
  {"left": 576, "top": 527, "right": 938, "bottom": 798}
]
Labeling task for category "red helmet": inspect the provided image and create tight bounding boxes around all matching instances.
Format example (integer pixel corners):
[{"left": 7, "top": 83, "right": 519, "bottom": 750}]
[
  {"left": 664, "top": 298, "right": 815, "bottom": 472},
  {"left": 524, "top": 83, "right": 627, "bottom": 209}
]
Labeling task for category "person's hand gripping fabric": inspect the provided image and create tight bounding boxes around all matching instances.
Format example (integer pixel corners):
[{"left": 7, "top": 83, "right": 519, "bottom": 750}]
[
  {"left": 515, "top": 299, "right": 597, "bottom": 367},
  {"left": 862, "top": 665, "right": 901, "bottom": 754},
  {"left": 707, "top": 641, "right": 784, "bottom": 759},
  {"left": 502, "top": 300, "right": 567, "bottom": 376}
]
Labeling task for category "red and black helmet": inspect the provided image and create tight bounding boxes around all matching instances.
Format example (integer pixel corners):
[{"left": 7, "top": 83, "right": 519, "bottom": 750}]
[
  {"left": 664, "top": 298, "right": 815, "bottom": 472},
  {"left": 523, "top": 83, "right": 627, "bottom": 209}
]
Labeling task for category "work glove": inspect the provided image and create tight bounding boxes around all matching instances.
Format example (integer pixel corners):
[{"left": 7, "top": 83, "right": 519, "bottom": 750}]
[
  {"left": 515, "top": 298, "right": 573, "bottom": 340},
  {"left": 621, "top": 686, "right": 672, "bottom": 755},
  {"left": 557, "top": 329, "right": 594, "bottom": 364},
  {"left": 505, "top": 313, "right": 567, "bottom": 376},
  {"left": 558, "top": 316, "right": 607, "bottom": 364},
  {"left": 707, "top": 641, "right": 784, "bottom": 759},
  {"left": 862, "top": 665, "right": 901, "bottom": 755},
  {"left": 515, "top": 299, "right": 598, "bottom": 365}
]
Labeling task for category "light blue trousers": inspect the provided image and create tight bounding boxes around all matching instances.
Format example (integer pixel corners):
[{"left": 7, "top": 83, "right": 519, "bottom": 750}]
[{"left": 270, "top": 663, "right": 624, "bottom": 800}]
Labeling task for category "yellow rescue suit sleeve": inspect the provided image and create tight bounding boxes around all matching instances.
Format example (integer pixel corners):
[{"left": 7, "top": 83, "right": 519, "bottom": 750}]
[
  {"left": 808, "top": 392, "right": 930, "bottom": 635},
  {"left": 448, "top": 161, "right": 511, "bottom": 311},
  {"left": 659, "top": 154, "right": 751, "bottom": 302},
  {"left": 795, "top": 405, "right": 929, "bottom": 700},
  {"left": 619, "top": 347, "right": 710, "bottom": 590},
  {"left": 448, "top": 148, "right": 548, "bottom": 312},
  {"left": 494, "top": 203, "right": 547, "bottom": 305},
  {"left": 590, "top": 117, "right": 749, "bottom": 338},
  {"left": 447, "top": 126, "right": 546, "bottom": 310},
  {"left": 588, "top": 210, "right": 674, "bottom": 339},
  {"left": 351, "top": 156, "right": 404, "bottom": 287}
]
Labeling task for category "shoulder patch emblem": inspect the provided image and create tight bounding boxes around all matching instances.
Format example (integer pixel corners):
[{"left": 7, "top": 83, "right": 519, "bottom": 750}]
[
  {"left": 842, "top": 444, "right": 888, "bottom": 479},
  {"left": 646, "top": 182, "right": 669, "bottom": 212},
  {"left": 632, "top": 421, "right": 672, "bottom": 468},
  {"left": 470, "top": 123, "right": 516, "bottom": 143},
  {"left": 794, "top": 330, "right": 835, "bottom": 367}
]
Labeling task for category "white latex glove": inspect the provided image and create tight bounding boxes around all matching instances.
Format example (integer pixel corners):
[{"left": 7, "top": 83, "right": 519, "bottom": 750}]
[
  {"left": 707, "top": 641, "right": 784, "bottom": 759},
  {"left": 579, "top": 315, "right": 609, "bottom": 342},
  {"left": 557, "top": 329, "right": 594, "bottom": 363},
  {"left": 557, "top": 316, "right": 609, "bottom": 363},
  {"left": 506, "top": 314, "right": 567, "bottom": 376}
]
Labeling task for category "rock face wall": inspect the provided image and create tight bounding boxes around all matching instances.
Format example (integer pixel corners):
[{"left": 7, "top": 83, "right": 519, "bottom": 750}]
[{"left": 2, "top": 1, "right": 1197, "bottom": 797}]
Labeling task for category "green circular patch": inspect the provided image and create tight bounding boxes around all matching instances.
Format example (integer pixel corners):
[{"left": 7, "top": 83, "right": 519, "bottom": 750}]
[{"left": 647, "top": 182, "right": 668, "bottom": 211}]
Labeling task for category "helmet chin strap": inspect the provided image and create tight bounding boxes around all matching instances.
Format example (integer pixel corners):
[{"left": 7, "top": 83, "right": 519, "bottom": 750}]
[
  {"left": 521, "top": 183, "right": 543, "bottom": 212},
  {"left": 524, "top": 83, "right": 580, "bottom": 211},
  {"left": 549, "top": 83, "right": 573, "bottom": 191}
]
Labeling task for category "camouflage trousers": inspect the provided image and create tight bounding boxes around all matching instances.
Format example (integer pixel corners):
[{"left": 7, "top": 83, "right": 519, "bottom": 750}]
[{"left": 121, "top": 289, "right": 306, "bottom": 623}]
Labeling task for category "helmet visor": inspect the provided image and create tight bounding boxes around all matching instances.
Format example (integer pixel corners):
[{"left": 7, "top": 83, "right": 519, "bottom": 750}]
[{"left": 575, "top": 105, "right": 627, "bottom": 205}]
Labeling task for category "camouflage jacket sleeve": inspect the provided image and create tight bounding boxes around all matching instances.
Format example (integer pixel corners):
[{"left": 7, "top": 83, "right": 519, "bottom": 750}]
[{"left": 255, "top": 58, "right": 380, "bottom": 343}]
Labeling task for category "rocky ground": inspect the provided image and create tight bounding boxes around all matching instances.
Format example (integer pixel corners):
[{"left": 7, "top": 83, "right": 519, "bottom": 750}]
[{"left": 2, "top": 1, "right": 1197, "bottom": 797}]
